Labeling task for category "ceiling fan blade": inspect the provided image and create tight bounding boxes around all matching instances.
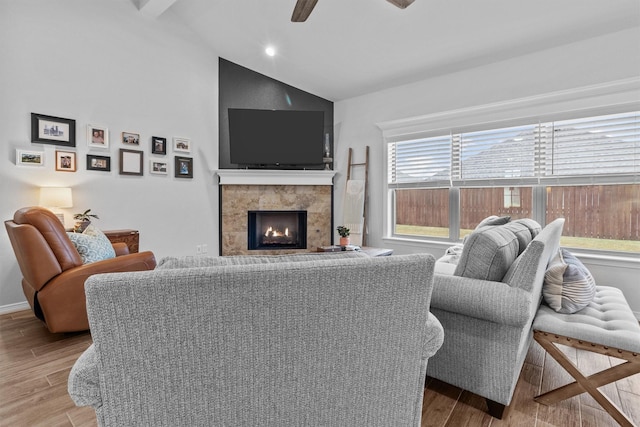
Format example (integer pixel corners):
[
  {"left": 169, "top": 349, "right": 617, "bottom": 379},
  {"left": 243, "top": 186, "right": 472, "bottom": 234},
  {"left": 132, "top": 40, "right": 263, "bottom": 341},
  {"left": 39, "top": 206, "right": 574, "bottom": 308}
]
[
  {"left": 386, "top": 0, "right": 415, "bottom": 9},
  {"left": 291, "top": 0, "right": 318, "bottom": 22}
]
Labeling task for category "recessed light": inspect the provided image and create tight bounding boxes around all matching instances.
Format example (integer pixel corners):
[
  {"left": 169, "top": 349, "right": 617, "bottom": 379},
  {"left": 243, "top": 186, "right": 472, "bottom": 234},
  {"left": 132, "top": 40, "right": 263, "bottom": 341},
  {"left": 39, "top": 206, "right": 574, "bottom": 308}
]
[{"left": 265, "top": 46, "right": 276, "bottom": 57}]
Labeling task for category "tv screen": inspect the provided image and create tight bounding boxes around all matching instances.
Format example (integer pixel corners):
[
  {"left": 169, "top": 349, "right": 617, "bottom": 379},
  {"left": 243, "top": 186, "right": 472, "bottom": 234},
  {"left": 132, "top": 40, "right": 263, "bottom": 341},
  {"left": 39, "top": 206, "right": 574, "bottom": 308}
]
[{"left": 229, "top": 109, "right": 324, "bottom": 167}]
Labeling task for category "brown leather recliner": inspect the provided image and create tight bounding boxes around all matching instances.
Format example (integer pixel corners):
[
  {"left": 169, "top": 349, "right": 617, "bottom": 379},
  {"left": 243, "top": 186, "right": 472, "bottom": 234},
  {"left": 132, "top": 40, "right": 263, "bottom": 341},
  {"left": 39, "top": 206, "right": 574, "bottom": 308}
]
[{"left": 4, "top": 207, "right": 157, "bottom": 333}]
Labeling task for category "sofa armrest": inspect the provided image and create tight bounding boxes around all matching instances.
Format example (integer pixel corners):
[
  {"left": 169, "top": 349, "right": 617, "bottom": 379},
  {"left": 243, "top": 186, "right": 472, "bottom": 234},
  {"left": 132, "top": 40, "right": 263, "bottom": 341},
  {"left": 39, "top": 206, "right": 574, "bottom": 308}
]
[
  {"left": 68, "top": 344, "right": 102, "bottom": 408},
  {"left": 432, "top": 273, "right": 533, "bottom": 327},
  {"left": 424, "top": 312, "right": 444, "bottom": 359}
]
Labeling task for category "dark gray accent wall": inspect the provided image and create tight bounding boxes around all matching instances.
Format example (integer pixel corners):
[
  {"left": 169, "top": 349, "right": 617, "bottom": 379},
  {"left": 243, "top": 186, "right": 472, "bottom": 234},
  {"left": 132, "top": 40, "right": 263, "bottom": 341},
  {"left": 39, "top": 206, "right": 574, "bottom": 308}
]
[{"left": 218, "top": 58, "right": 334, "bottom": 170}]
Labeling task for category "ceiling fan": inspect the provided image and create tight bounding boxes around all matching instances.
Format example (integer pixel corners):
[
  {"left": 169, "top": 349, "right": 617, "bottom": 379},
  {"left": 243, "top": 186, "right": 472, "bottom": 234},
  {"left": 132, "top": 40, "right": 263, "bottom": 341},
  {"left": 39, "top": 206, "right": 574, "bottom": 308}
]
[{"left": 291, "top": 0, "right": 415, "bottom": 22}]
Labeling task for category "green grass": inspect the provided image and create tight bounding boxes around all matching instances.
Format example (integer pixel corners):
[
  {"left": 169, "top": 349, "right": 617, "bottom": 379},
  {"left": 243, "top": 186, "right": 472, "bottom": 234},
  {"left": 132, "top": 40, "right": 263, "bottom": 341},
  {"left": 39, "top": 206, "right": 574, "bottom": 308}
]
[{"left": 395, "top": 224, "right": 640, "bottom": 253}]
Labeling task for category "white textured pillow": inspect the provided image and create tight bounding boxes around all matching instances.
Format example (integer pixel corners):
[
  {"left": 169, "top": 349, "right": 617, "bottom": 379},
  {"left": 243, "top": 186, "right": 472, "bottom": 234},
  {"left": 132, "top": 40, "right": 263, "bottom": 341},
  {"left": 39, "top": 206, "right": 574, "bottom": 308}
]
[
  {"left": 543, "top": 249, "right": 596, "bottom": 314},
  {"left": 67, "top": 225, "right": 116, "bottom": 264}
]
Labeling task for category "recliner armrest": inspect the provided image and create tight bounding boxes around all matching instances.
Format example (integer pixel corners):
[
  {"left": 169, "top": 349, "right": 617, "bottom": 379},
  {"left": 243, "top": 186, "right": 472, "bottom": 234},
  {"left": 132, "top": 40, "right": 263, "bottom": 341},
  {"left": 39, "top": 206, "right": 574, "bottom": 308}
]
[
  {"left": 112, "top": 242, "right": 129, "bottom": 256},
  {"left": 39, "top": 251, "right": 157, "bottom": 332}
]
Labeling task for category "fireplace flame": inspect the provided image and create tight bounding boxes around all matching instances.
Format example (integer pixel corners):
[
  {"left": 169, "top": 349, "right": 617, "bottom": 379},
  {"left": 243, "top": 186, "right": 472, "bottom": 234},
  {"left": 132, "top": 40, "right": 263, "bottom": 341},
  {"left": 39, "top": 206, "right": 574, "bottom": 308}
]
[{"left": 264, "top": 226, "right": 289, "bottom": 238}]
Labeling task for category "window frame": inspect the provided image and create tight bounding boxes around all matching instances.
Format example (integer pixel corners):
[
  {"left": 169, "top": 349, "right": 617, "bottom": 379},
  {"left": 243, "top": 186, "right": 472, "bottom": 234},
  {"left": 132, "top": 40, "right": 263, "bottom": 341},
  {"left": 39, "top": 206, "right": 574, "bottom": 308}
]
[{"left": 378, "top": 79, "right": 640, "bottom": 256}]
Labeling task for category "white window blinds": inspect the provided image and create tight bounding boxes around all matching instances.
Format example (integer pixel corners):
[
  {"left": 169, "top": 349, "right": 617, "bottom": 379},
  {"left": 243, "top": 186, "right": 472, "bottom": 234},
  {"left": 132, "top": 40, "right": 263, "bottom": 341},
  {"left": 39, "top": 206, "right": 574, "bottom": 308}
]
[
  {"left": 547, "top": 111, "right": 640, "bottom": 176},
  {"left": 387, "top": 135, "right": 451, "bottom": 187},
  {"left": 387, "top": 111, "right": 640, "bottom": 187}
]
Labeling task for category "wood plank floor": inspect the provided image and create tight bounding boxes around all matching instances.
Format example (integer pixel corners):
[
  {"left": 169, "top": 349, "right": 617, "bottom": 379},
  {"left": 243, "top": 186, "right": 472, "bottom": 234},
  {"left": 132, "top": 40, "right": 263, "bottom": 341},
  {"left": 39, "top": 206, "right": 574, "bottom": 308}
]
[{"left": 1, "top": 309, "right": 638, "bottom": 426}]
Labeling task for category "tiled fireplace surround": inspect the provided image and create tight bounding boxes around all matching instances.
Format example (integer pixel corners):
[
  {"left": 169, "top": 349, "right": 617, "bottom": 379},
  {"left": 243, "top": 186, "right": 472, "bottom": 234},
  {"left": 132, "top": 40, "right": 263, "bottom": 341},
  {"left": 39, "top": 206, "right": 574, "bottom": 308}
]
[{"left": 217, "top": 170, "right": 336, "bottom": 255}]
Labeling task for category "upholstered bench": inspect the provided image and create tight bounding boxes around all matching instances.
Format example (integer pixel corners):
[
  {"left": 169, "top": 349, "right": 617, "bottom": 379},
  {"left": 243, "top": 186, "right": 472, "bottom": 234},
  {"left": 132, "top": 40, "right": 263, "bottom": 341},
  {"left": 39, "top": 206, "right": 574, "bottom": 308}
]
[{"left": 533, "top": 286, "right": 640, "bottom": 427}]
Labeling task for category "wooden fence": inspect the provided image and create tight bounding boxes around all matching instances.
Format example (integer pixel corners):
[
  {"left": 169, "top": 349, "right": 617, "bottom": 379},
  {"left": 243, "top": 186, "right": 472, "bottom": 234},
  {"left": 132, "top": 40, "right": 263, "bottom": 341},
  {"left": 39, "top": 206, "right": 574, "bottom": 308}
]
[{"left": 395, "top": 184, "right": 639, "bottom": 240}]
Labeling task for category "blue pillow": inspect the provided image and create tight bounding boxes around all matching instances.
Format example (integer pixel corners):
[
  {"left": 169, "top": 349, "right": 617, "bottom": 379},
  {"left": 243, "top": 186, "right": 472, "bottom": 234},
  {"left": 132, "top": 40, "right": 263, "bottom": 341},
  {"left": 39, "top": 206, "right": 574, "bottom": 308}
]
[{"left": 67, "top": 225, "right": 116, "bottom": 264}]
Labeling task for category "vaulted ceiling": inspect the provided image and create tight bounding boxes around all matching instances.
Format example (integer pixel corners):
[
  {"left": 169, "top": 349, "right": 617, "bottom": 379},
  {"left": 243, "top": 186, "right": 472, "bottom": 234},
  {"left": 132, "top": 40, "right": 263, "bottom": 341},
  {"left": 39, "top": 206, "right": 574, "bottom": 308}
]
[{"left": 136, "top": 0, "right": 640, "bottom": 101}]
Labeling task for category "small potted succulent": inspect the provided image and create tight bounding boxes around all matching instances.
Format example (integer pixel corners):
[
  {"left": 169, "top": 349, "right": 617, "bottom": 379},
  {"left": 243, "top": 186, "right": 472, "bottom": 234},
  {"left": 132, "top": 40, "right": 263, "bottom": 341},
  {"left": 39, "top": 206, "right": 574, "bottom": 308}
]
[
  {"left": 337, "top": 225, "right": 350, "bottom": 247},
  {"left": 73, "top": 209, "right": 99, "bottom": 233}
]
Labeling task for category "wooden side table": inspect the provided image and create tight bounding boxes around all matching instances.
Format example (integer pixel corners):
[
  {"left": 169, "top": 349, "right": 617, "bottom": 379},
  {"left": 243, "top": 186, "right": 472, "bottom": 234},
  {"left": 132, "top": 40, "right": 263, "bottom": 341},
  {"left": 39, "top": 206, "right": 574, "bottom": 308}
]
[{"left": 104, "top": 229, "right": 139, "bottom": 253}]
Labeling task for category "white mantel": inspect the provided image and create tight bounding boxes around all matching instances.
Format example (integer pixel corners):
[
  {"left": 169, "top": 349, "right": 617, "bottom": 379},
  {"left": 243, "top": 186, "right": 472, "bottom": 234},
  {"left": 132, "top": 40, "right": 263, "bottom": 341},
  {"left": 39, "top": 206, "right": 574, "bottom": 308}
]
[{"left": 215, "top": 169, "right": 336, "bottom": 186}]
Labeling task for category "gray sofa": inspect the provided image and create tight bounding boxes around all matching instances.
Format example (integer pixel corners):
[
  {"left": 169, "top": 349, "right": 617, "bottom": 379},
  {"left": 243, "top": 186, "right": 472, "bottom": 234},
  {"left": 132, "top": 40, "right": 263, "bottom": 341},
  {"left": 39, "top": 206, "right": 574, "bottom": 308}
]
[
  {"left": 427, "top": 218, "right": 565, "bottom": 418},
  {"left": 68, "top": 253, "right": 444, "bottom": 426}
]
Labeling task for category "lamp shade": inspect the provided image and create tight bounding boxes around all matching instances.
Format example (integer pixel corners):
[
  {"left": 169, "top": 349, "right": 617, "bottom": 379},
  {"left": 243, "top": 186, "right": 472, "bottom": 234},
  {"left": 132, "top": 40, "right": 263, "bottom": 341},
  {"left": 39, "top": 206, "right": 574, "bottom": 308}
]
[{"left": 39, "top": 187, "right": 73, "bottom": 208}]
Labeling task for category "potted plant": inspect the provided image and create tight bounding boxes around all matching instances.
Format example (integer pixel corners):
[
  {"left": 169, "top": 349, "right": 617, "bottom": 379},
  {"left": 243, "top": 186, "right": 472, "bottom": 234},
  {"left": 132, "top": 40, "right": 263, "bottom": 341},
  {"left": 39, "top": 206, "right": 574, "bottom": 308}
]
[
  {"left": 73, "top": 209, "right": 99, "bottom": 233},
  {"left": 337, "top": 225, "right": 350, "bottom": 247}
]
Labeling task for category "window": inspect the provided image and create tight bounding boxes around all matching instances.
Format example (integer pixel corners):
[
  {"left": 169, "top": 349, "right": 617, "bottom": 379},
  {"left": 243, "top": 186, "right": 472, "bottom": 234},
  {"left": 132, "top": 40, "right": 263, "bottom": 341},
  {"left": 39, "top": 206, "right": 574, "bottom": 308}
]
[
  {"left": 394, "top": 188, "right": 449, "bottom": 238},
  {"left": 386, "top": 111, "right": 640, "bottom": 253}
]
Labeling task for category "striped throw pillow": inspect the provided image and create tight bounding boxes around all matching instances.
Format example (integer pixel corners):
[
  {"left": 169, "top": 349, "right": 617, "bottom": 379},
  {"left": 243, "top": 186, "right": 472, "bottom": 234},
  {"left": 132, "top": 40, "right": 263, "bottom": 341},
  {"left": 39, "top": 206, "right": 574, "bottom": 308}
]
[{"left": 543, "top": 249, "right": 596, "bottom": 314}]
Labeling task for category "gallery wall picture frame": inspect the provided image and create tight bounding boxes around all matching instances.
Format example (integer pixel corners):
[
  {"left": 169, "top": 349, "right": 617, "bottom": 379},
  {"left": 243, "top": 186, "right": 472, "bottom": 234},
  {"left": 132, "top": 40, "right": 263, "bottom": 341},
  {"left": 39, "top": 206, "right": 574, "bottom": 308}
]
[
  {"left": 173, "top": 137, "right": 191, "bottom": 153},
  {"left": 16, "top": 149, "right": 45, "bottom": 167},
  {"left": 150, "top": 159, "right": 168, "bottom": 175},
  {"left": 174, "top": 156, "right": 193, "bottom": 178},
  {"left": 119, "top": 149, "right": 143, "bottom": 176},
  {"left": 87, "top": 154, "right": 111, "bottom": 172},
  {"left": 151, "top": 136, "right": 167, "bottom": 155},
  {"left": 87, "top": 124, "right": 109, "bottom": 149},
  {"left": 55, "top": 150, "right": 77, "bottom": 172},
  {"left": 122, "top": 132, "right": 140, "bottom": 145},
  {"left": 31, "top": 113, "right": 76, "bottom": 147}
]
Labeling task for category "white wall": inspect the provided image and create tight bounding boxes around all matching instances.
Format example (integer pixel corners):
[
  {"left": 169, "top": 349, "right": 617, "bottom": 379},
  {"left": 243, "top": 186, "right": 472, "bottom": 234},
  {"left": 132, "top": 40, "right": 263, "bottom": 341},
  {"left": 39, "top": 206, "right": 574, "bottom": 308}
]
[
  {"left": 0, "top": 0, "right": 219, "bottom": 310},
  {"left": 334, "top": 27, "right": 640, "bottom": 315}
]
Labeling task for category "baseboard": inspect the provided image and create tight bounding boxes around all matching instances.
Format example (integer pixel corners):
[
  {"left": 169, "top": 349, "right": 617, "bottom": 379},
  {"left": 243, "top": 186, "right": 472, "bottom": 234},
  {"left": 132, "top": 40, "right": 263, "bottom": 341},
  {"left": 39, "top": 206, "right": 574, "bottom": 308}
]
[{"left": 0, "top": 301, "right": 30, "bottom": 315}]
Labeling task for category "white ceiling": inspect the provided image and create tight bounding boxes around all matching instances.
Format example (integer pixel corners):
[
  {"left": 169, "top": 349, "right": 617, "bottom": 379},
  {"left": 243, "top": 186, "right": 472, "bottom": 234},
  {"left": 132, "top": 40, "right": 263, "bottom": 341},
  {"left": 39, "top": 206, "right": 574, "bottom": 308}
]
[{"left": 153, "top": 0, "right": 639, "bottom": 101}]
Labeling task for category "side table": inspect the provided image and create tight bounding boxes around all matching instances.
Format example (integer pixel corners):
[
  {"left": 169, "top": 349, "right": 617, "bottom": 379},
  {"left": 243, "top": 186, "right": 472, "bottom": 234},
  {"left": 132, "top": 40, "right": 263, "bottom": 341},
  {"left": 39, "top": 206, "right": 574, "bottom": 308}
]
[{"left": 104, "top": 229, "right": 139, "bottom": 253}]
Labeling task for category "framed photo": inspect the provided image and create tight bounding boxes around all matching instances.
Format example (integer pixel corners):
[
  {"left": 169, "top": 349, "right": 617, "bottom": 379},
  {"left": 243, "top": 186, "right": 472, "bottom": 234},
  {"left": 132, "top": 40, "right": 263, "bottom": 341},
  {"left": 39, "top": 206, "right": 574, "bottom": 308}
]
[
  {"left": 150, "top": 159, "right": 168, "bottom": 175},
  {"left": 175, "top": 156, "right": 193, "bottom": 178},
  {"left": 16, "top": 149, "right": 44, "bottom": 166},
  {"left": 87, "top": 124, "right": 109, "bottom": 149},
  {"left": 151, "top": 136, "right": 167, "bottom": 155},
  {"left": 122, "top": 132, "right": 140, "bottom": 145},
  {"left": 119, "top": 149, "right": 143, "bottom": 175},
  {"left": 55, "top": 150, "right": 77, "bottom": 172},
  {"left": 173, "top": 137, "right": 191, "bottom": 153},
  {"left": 31, "top": 113, "right": 76, "bottom": 147},
  {"left": 87, "top": 154, "right": 111, "bottom": 171}
]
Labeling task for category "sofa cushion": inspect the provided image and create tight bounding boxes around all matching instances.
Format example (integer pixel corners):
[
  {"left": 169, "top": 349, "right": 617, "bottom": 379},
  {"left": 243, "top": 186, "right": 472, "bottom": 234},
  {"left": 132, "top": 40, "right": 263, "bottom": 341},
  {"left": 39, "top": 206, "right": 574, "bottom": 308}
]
[
  {"left": 454, "top": 226, "right": 520, "bottom": 282},
  {"left": 67, "top": 225, "right": 116, "bottom": 264},
  {"left": 480, "top": 215, "right": 511, "bottom": 227},
  {"left": 543, "top": 249, "right": 597, "bottom": 314},
  {"left": 512, "top": 218, "right": 542, "bottom": 239},
  {"left": 499, "top": 221, "right": 533, "bottom": 255}
]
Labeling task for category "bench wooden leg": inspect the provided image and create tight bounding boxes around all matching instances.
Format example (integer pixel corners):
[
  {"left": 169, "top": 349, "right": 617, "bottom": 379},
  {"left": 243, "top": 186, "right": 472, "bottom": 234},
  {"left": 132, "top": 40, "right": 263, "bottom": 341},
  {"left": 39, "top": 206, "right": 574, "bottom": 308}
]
[{"left": 534, "top": 330, "right": 640, "bottom": 427}]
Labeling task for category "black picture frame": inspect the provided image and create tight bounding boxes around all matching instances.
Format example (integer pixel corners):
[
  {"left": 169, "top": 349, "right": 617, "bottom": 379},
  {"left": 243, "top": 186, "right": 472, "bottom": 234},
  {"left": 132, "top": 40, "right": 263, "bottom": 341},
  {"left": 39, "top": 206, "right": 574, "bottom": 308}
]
[
  {"left": 175, "top": 156, "right": 193, "bottom": 179},
  {"left": 119, "top": 149, "right": 144, "bottom": 176},
  {"left": 151, "top": 136, "right": 167, "bottom": 155},
  {"left": 31, "top": 113, "right": 76, "bottom": 147},
  {"left": 87, "top": 154, "right": 111, "bottom": 171}
]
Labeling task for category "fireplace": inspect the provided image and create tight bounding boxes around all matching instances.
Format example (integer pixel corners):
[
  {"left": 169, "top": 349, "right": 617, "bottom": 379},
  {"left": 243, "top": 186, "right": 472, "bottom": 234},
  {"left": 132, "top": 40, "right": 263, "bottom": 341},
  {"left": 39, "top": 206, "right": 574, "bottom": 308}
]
[{"left": 248, "top": 210, "right": 307, "bottom": 250}]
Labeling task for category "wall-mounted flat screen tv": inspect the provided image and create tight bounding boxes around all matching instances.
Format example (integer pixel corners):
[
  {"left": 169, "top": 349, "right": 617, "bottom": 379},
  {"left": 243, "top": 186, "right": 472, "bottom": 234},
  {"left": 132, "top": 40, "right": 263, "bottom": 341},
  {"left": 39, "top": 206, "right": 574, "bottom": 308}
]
[{"left": 229, "top": 108, "right": 324, "bottom": 167}]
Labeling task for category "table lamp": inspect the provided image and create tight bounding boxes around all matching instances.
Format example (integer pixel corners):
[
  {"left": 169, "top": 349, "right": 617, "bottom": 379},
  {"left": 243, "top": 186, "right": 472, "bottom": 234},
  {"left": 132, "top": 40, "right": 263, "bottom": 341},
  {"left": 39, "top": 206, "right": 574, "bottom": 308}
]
[{"left": 39, "top": 187, "right": 73, "bottom": 224}]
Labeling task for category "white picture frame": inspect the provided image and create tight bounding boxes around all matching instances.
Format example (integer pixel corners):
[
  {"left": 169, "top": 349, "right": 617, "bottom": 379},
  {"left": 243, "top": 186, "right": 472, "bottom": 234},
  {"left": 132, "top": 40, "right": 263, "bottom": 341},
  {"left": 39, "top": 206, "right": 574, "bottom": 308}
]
[
  {"left": 87, "top": 124, "right": 109, "bottom": 149},
  {"left": 173, "top": 137, "right": 191, "bottom": 153},
  {"left": 150, "top": 159, "right": 168, "bottom": 175},
  {"left": 16, "top": 149, "right": 45, "bottom": 166}
]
